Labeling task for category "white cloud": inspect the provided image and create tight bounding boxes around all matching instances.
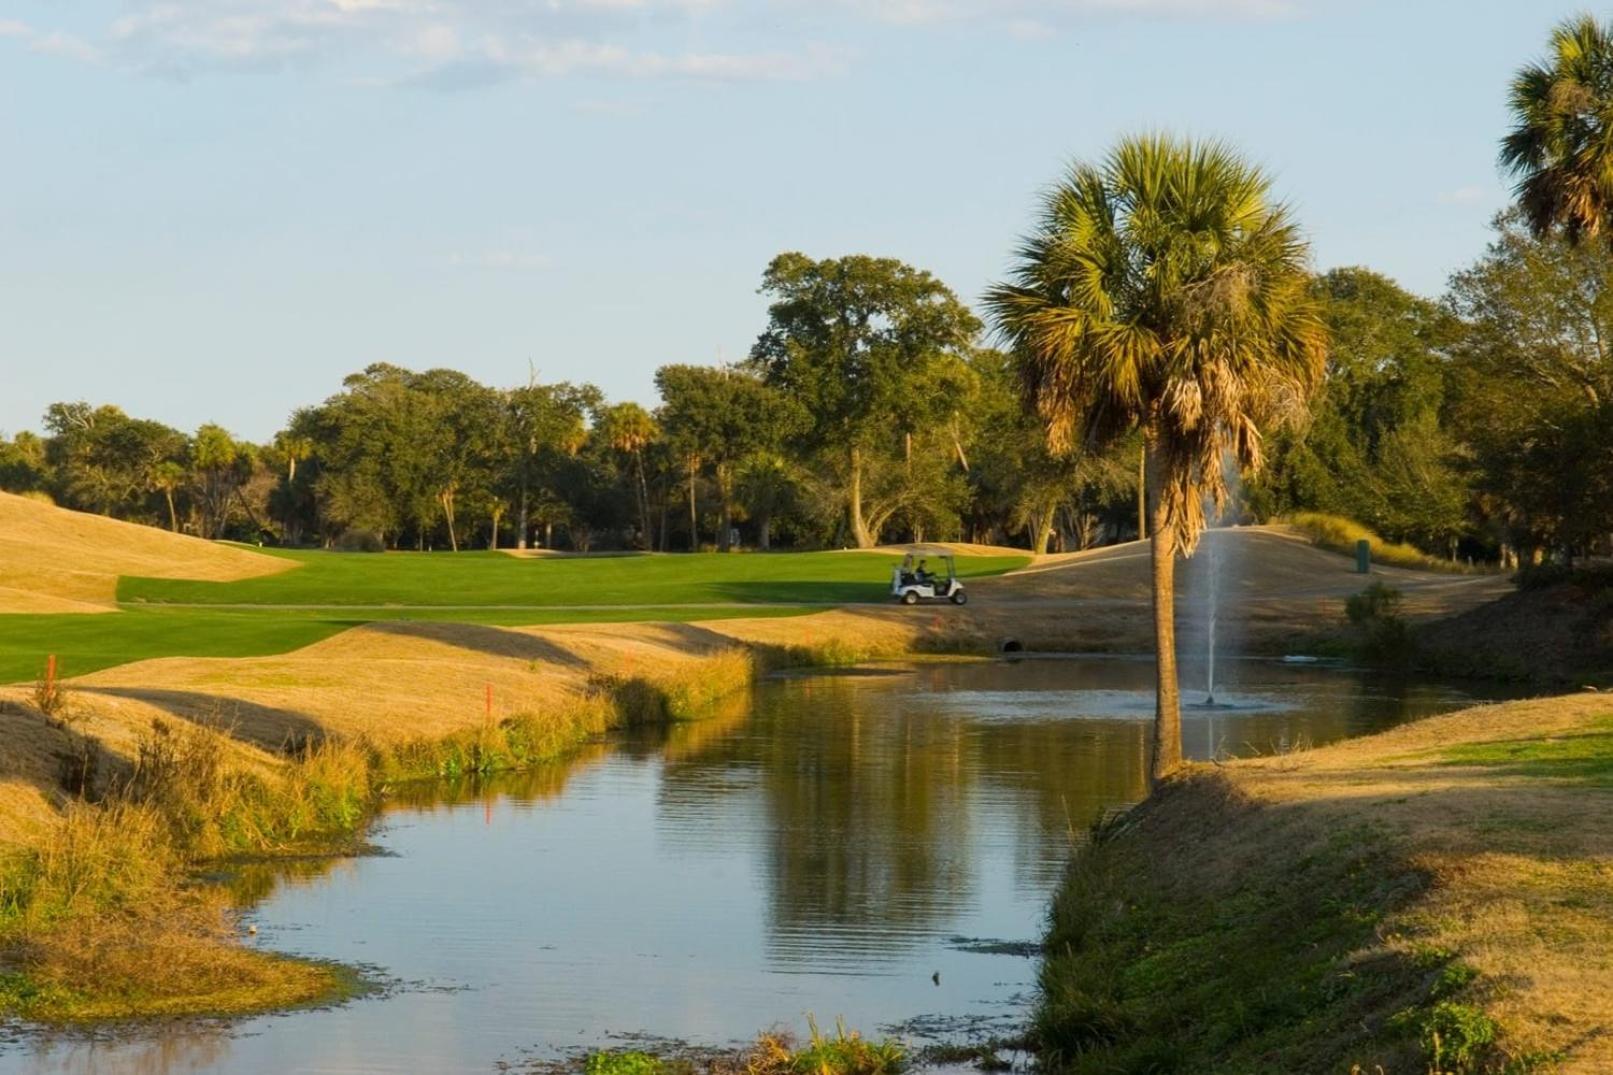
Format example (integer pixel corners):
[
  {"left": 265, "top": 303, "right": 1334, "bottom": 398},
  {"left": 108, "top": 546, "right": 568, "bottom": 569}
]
[
  {"left": 4, "top": 0, "right": 1299, "bottom": 85},
  {"left": 0, "top": 18, "right": 100, "bottom": 63},
  {"left": 847, "top": 0, "right": 1296, "bottom": 25},
  {"left": 30, "top": 32, "right": 101, "bottom": 63},
  {"left": 1438, "top": 185, "right": 1488, "bottom": 206}
]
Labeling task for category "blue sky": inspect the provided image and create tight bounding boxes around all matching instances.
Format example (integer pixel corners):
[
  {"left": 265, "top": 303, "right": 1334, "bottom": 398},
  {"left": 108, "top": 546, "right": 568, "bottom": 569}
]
[{"left": 0, "top": 1, "right": 1587, "bottom": 440}]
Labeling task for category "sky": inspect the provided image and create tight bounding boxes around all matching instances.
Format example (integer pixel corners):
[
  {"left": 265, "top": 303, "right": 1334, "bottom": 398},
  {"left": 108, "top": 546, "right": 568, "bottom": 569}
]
[{"left": 0, "top": 0, "right": 1590, "bottom": 441}]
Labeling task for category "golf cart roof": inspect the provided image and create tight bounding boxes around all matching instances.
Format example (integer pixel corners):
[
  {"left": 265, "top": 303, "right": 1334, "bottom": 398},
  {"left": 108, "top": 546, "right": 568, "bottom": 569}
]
[{"left": 898, "top": 547, "right": 957, "bottom": 566}]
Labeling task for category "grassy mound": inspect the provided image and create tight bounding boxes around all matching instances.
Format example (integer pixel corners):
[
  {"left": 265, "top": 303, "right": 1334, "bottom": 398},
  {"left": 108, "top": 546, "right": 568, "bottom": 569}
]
[
  {"left": 1416, "top": 567, "right": 1613, "bottom": 685},
  {"left": 1278, "top": 512, "right": 1474, "bottom": 574},
  {"left": 1036, "top": 694, "right": 1613, "bottom": 1073},
  {"left": 0, "top": 492, "right": 288, "bottom": 613}
]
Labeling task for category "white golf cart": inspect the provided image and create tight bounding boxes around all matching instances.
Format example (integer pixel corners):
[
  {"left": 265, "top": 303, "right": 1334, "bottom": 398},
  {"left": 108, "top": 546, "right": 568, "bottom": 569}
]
[{"left": 891, "top": 550, "right": 967, "bottom": 606}]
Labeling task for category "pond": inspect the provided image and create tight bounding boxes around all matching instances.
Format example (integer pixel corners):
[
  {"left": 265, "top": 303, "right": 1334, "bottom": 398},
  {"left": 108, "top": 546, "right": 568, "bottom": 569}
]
[{"left": 2, "top": 657, "right": 1510, "bottom": 1074}]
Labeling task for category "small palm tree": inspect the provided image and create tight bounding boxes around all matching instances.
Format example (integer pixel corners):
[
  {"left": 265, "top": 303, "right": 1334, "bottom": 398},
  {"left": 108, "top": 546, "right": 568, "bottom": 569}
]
[
  {"left": 1502, "top": 14, "right": 1613, "bottom": 243},
  {"left": 987, "top": 134, "right": 1326, "bottom": 784},
  {"left": 149, "top": 460, "right": 186, "bottom": 533}
]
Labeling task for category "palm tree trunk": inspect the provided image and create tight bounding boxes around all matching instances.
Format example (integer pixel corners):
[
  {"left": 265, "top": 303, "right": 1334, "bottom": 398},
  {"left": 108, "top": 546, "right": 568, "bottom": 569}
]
[
  {"left": 634, "top": 451, "right": 651, "bottom": 551},
  {"left": 1137, "top": 444, "right": 1148, "bottom": 542},
  {"left": 687, "top": 459, "right": 699, "bottom": 551},
  {"left": 1147, "top": 443, "right": 1181, "bottom": 785},
  {"left": 164, "top": 489, "right": 178, "bottom": 533},
  {"left": 717, "top": 463, "right": 733, "bottom": 552}
]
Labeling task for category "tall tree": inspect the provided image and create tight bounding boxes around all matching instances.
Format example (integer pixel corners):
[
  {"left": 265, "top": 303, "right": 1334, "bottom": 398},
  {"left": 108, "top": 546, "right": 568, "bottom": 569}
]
[
  {"left": 191, "top": 423, "right": 252, "bottom": 540},
  {"left": 1502, "top": 14, "right": 1613, "bottom": 243},
  {"left": 656, "top": 364, "right": 802, "bottom": 551},
  {"left": 504, "top": 380, "right": 594, "bottom": 550},
  {"left": 598, "top": 402, "right": 659, "bottom": 550},
  {"left": 987, "top": 135, "right": 1326, "bottom": 785},
  {"left": 1447, "top": 212, "right": 1613, "bottom": 559},
  {"left": 749, "top": 253, "right": 981, "bottom": 548}
]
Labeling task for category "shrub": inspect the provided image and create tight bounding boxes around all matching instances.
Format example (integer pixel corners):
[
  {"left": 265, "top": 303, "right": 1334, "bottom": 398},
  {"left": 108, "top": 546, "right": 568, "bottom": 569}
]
[
  {"left": 1346, "top": 582, "right": 1411, "bottom": 664},
  {"left": 1418, "top": 1001, "right": 1498, "bottom": 1072},
  {"left": 333, "top": 529, "right": 385, "bottom": 553}
]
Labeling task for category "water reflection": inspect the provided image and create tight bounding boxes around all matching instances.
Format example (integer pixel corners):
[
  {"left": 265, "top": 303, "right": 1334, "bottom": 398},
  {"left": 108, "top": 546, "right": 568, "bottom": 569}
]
[{"left": 0, "top": 658, "right": 1506, "bottom": 1075}]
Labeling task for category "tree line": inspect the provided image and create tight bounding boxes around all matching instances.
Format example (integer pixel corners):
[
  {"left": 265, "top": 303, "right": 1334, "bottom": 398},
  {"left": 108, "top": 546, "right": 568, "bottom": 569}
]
[
  {"left": 3, "top": 216, "right": 1608, "bottom": 563},
  {"left": 0, "top": 252, "right": 1142, "bottom": 555}
]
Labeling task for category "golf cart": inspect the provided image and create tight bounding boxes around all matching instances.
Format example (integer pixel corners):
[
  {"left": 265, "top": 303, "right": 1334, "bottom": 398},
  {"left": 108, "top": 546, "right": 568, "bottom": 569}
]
[{"left": 891, "top": 550, "right": 967, "bottom": 606}]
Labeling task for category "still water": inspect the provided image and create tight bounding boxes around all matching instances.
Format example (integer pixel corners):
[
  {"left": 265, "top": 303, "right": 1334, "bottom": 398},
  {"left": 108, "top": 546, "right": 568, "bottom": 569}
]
[{"left": 4, "top": 657, "right": 1504, "bottom": 1074}]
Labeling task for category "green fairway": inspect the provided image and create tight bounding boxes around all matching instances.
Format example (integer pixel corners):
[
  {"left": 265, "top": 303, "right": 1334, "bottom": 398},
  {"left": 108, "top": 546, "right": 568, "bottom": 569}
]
[
  {"left": 5, "top": 550, "right": 1027, "bottom": 684},
  {"left": 0, "top": 604, "right": 818, "bottom": 685},
  {"left": 119, "top": 549, "right": 1029, "bottom": 608}
]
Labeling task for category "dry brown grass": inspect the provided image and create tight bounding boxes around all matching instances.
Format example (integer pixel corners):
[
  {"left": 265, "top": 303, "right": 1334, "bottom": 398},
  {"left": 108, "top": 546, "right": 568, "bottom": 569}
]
[
  {"left": 1224, "top": 694, "right": 1613, "bottom": 1071},
  {"left": 0, "top": 492, "right": 289, "bottom": 613}
]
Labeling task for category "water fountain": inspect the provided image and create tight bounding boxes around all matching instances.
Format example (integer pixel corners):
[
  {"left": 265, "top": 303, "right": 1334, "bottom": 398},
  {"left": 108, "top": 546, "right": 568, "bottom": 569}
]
[{"left": 1203, "top": 531, "right": 1223, "bottom": 707}]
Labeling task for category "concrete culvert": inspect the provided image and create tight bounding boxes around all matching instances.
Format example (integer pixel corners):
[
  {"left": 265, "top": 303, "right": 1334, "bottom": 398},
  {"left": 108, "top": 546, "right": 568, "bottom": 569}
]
[{"left": 1000, "top": 638, "right": 1024, "bottom": 654}]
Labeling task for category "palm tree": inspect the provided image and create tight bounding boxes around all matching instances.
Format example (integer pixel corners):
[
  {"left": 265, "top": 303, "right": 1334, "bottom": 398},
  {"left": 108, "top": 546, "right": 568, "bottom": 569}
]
[
  {"left": 986, "top": 135, "right": 1326, "bottom": 785},
  {"left": 600, "top": 402, "right": 659, "bottom": 550},
  {"left": 1502, "top": 14, "right": 1613, "bottom": 244},
  {"left": 149, "top": 460, "right": 186, "bottom": 533}
]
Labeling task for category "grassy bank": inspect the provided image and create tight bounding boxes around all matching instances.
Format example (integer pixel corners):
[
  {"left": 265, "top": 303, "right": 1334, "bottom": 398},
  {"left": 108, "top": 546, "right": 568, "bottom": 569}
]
[
  {"left": 1279, "top": 512, "right": 1476, "bottom": 574},
  {"left": 1035, "top": 694, "right": 1613, "bottom": 1073},
  {"left": 0, "top": 646, "right": 764, "bottom": 1023}
]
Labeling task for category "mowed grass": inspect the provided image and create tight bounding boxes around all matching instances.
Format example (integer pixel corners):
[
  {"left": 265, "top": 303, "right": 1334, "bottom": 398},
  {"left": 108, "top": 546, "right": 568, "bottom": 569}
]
[
  {"left": 0, "top": 606, "right": 813, "bottom": 685},
  {"left": 1433, "top": 716, "right": 1613, "bottom": 785},
  {"left": 5, "top": 550, "right": 1026, "bottom": 684},
  {"left": 118, "top": 549, "right": 1029, "bottom": 607}
]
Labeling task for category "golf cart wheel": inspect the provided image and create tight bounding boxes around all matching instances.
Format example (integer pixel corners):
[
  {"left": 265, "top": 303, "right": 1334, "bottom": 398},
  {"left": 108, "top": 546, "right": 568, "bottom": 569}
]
[
  {"left": 951, "top": 590, "right": 968, "bottom": 606},
  {"left": 902, "top": 590, "right": 919, "bottom": 606}
]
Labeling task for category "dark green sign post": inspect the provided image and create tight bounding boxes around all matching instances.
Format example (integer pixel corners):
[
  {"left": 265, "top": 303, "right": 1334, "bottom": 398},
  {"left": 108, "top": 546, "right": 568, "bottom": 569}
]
[{"left": 1355, "top": 539, "right": 1371, "bottom": 574}]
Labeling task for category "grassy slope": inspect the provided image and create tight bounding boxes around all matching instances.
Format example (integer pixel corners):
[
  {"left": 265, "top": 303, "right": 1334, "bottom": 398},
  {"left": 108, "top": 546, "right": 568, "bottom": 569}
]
[
  {"left": 1037, "top": 695, "right": 1613, "bottom": 1074},
  {"left": 0, "top": 605, "right": 811, "bottom": 685},
  {"left": 119, "top": 549, "right": 1027, "bottom": 606},
  {"left": 0, "top": 492, "right": 288, "bottom": 613}
]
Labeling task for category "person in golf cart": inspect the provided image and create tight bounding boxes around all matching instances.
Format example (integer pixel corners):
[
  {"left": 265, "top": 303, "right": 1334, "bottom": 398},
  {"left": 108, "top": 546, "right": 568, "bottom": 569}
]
[{"left": 890, "top": 551, "right": 967, "bottom": 605}]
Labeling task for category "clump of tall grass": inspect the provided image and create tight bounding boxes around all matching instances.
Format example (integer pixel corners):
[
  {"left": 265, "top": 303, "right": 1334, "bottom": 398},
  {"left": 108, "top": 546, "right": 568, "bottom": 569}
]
[
  {"left": 775, "top": 1019, "right": 906, "bottom": 1075},
  {"left": 758, "top": 637, "right": 902, "bottom": 672},
  {"left": 377, "top": 696, "right": 616, "bottom": 781},
  {"left": 1279, "top": 512, "right": 1474, "bottom": 574},
  {"left": 589, "top": 650, "right": 757, "bottom": 726},
  {"left": 582, "top": 1021, "right": 905, "bottom": 1075},
  {"left": 123, "top": 718, "right": 373, "bottom": 858}
]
